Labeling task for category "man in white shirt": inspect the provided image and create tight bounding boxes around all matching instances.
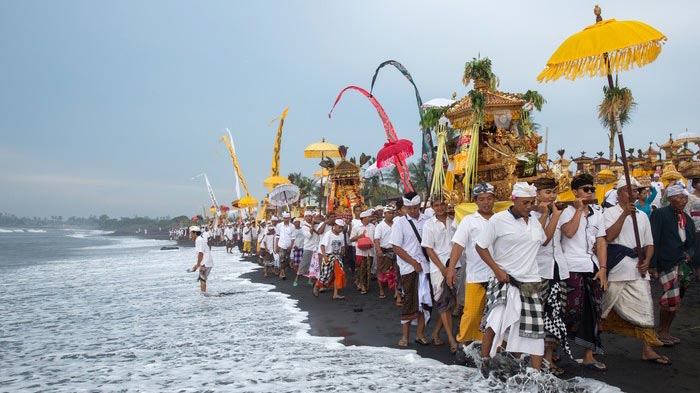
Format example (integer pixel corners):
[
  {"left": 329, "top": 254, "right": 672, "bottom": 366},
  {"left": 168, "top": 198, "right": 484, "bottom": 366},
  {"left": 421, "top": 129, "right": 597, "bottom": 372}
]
[
  {"left": 292, "top": 218, "right": 304, "bottom": 273},
  {"left": 475, "top": 182, "right": 547, "bottom": 372},
  {"left": 532, "top": 177, "right": 570, "bottom": 374},
  {"left": 347, "top": 204, "right": 363, "bottom": 275},
  {"left": 602, "top": 176, "right": 670, "bottom": 365},
  {"left": 250, "top": 221, "right": 258, "bottom": 256},
  {"left": 447, "top": 182, "right": 495, "bottom": 345},
  {"left": 224, "top": 224, "right": 234, "bottom": 254},
  {"left": 275, "top": 212, "right": 294, "bottom": 280},
  {"left": 651, "top": 173, "right": 664, "bottom": 208},
  {"left": 421, "top": 197, "right": 457, "bottom": 352},
  {"left": 391, "top": 192, "right": 431, "bottom": 348},
  {"left": 295, "top": 211, "right": 318, "bottom": 287},
  {"left": 559, "top": 173, "right": 608, "bottom": 371},
  {"left": 260, "top": 225, "right": 276, "bottom": 278},
  {"left": 350, "top": 209, "right": 375, "bottom": 294},
  {"left": 242, "top": 222, "right": 253, "bottom": 257},
  {"left": 188, "top": 226, "right": 214, "bottom": 295},
  {"left": 315, "top": 219, "right": 347, "bottom": 299},
  {"left": 374, "top": 205, "right": 398, "bottom": 301}
]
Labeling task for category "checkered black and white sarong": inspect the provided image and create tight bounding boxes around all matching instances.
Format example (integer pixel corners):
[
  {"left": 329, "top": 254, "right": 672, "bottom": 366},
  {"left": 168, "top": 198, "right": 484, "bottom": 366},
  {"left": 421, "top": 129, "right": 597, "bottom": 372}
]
[
  {"left": 543, "top": 281, "right": 573, "bottom": 359},
  {"left": 481, "top": 277, "right": 546, "bottom": 339}
]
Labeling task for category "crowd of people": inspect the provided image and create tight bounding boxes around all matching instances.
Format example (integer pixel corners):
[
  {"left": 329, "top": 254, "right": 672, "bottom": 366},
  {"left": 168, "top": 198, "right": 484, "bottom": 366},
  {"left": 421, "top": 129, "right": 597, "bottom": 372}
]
[{"left": 185, "top": 173, "right": 699, "bottom": 377}]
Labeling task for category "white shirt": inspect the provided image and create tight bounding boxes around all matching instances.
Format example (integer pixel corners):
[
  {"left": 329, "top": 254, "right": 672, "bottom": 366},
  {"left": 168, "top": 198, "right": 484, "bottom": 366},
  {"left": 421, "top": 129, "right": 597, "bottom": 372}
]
[
  {"left": 316, "top": 223, "right": 333, "bottom": 253},
  {"left": 242, "top": 226, "right": 252, "bottom": 242},
  {"left": 421, "top": 216, "right": 457, "bottom": 273},
  {"left": 603, "top": 204, "right": 654, "bottom": 282},
  {"left": 351, "top": 222, "right": 375, "bottom": 257},
  {"left": 475, "top": 209, "right": 545, "bottom": 283},
  {"left": 532, "top": 210, "right": 569, "bottom": 280},
  {"left": 293, "top": 227, "right": 304, "bottom": 249},
  {"left": 195, "top": 235, "right": 213, "bottom": 267},
  {"left": 320, "top": 231, "right": 345, "bottom": 255},
  {"left": 651, "top": 180, "right": 664, "bottom": 208},
  {"left": 275, "top": 222, "right": 294, "bottom": 249},
  {"left": 224, "top": 227, "right": 233, "bottom": 240},
  {"left": 390, "top": 213, "right": 429, "bottom": 275},
  {"left": 559, "top": 206, "right": 606, "bottom": 273},
  {"left": 374, "top": 220, "right": 393, "bottom": 249},
  {"left": 301, "top": 221, "right": 319, "bottom": 251},
  {"left": 350, "top": 218, "right": 362, "bottom": 247},
  {"left": 451, "top": 212, "right": 493, "bottom": 283},
  {"left": 261, "top": 232, "right": 275, "bottom": 251}
]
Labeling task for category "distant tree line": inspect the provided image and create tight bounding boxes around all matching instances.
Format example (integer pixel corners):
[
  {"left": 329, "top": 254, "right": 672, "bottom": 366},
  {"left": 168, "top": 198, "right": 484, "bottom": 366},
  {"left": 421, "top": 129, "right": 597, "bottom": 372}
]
[{"left": 0, "top": 212, "right": 190, "bottom": 232}]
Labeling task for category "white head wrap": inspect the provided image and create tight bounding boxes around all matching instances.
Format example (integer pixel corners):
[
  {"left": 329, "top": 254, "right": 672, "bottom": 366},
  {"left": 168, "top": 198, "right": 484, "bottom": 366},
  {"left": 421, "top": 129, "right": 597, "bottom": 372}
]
[
  {"left": 616, "top": 176, "right": 641, "bottom": 190},
  {"left": 667, "top": 184, "right": 689, "bottom": 197},
  {"left": 334, "top": 219, "right": 345, "bottom": 226},
  {"left": 402, "top": 194, "right": 421, "bottom": 206},
  {"left": 511, "top": 182, "right": 537, "bottom": 198},
  {"left": 424, "top": 207, "right": 435, "bottom": 218},
  {"left": 304, "top": 210, "right": 314, "bottom": 217},
  {"left": 281, "top": 212, "right": 291, "bottom": 218},
  {"left": 271, "top": 215, "right": 279, "bottom": 221},
  {"left": 189, "top": 226, "right": 201, "bottom": 232},
  {"left": 360, "top": 209, "right": 374, "bottom": 218}
]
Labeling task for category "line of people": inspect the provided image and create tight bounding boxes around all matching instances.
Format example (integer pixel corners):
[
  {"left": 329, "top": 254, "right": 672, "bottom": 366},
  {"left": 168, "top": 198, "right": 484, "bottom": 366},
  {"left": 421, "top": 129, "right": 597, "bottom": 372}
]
[{"left": 207, "top": 172, "right": 695, "bottom": 378}]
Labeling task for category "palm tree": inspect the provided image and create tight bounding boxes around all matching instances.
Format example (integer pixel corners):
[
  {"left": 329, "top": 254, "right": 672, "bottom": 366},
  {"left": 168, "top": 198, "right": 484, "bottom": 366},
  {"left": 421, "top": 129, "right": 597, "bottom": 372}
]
[
  {"left": 598, "top": 77, "right": 637, "bottom": 160},
  {"left": 408, "top": 161, "right": 427, "bottom": 196},
  {"left": 385, "top": 166, "right": 402, "bottom": 193}
]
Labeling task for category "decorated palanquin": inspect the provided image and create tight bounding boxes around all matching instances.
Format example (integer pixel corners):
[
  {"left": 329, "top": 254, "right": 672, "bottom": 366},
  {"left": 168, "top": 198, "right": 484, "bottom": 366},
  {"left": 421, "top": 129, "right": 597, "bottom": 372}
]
[
  {"left": 444, "top": 78, "right": 551, "bottom": 215},
  {"left": 327, "top": 158, "right": 363, "bottom": 217}
]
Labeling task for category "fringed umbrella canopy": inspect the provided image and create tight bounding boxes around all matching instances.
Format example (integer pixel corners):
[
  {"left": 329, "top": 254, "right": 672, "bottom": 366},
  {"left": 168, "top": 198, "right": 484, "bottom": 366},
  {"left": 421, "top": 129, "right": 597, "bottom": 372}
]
[
  {"left": 537, "top": 18, "right": 666, "bottom": 83},
  {"left": 268, "top": 183, "right": 300, "bottom": 207},
  {"left": 376, "top": 139, "right": 414, "bottom": 168},
  {"left": 237, "top": 195, "right": 258, "bottom": 208},
  {"left": 304, "top": 139, "right": 340, "bottom": 158},
  {"left": 263, "top": 175, "right": 291, "bottom": 188}
]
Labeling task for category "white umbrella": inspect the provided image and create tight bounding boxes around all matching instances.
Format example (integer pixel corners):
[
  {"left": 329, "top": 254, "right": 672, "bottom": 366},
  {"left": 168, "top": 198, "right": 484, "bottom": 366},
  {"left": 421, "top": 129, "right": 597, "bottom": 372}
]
[
  {"left": 268, "top": 183, "right": 300, "bottom": 207},
  {"left": 420, "top": 98, "right": 455, "bottom": 109},
  {"left": 676, "top": 129, "right": 698, "bottom": 141},
  {"left": 363, "top": 161, "right": 394, "bottom": 179}
]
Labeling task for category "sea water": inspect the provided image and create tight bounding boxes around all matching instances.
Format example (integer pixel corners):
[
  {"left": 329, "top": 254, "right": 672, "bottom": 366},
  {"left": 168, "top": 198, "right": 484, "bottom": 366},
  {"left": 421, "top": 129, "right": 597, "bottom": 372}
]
[{"left": 0, "top": 229, "right": 621, "bottom": 392}]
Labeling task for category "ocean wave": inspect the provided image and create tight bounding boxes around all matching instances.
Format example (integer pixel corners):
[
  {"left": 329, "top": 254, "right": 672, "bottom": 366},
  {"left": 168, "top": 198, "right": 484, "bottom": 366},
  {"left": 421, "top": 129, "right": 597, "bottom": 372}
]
[
  {"left": 65, "top": 230, "right": 114, "bottom": 239},
  {"left": 0, "top": 248, "right": 621, "bottom": 392}
]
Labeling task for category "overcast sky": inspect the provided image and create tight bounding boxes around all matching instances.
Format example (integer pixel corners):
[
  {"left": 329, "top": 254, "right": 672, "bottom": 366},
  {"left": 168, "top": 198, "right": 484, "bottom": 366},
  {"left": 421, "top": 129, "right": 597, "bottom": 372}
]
[{"left": 1, "top": 0, "right": 698, "bottom": 218}]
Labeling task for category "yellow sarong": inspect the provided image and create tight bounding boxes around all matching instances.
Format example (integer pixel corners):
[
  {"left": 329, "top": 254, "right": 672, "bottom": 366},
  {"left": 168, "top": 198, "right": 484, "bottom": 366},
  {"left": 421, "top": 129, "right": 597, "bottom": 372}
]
[
  {"left": 457, "top": 283, "right": 486, "bottom": 342},
  {"left": 243, "top": 241, "right": 251, "bottom": 253}
]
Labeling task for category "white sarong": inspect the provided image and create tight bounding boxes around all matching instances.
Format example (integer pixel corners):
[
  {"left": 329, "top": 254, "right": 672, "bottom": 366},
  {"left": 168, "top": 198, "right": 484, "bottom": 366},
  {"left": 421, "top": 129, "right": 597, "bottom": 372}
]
[
  {"left": 602, "top": 279, "right": 655, "bottom": 329},
  {"left": 484, "top": 285, "right": 544, "bottom": 357}
]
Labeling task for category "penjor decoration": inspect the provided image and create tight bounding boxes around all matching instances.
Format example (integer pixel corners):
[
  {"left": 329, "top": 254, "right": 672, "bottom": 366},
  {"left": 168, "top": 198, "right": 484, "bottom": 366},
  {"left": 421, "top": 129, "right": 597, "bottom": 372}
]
[{"left": 328, "top": 85, "right": 414, "bottom": 192}]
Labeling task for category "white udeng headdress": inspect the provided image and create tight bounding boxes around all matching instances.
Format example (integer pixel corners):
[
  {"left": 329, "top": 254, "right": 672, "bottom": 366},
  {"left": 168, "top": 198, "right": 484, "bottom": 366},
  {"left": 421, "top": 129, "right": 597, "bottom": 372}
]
[
  {"left": 511, "top": 182, "right": 537, "bottom": 198},
  {"left": 402, "top": 194, "right": 421, "bottom": 207}
]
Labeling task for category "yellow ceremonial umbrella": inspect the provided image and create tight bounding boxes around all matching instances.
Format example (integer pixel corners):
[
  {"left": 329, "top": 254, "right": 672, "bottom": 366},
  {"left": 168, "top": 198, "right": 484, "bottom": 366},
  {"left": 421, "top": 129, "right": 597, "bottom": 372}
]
[
  {"left": 538, "top": 5, "right": 667, "bottom": 266},
  {"left": 313, "top": 168, "right": 329, "bottom": 178},
  {"left": 263, "top": 175, "right": 291, "bottom": 188},
  {"left": 237, "top": 195, "right": 258, "bottom": 209},
  {"left": 304, "top": 138, "right": 339, "bottom": 212},
  {"left": 304, "top": 138, "right": 340, "bottom": 158}
]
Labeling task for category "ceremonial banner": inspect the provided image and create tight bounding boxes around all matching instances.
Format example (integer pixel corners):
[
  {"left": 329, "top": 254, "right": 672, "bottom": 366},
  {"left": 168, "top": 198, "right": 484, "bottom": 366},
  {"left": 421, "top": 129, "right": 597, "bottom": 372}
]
[
  {"left": 370, "top": 60, "right": 435, "bottom": 184},
  {"left": 192, "top": 173, "right": 219, "bottom": 209}
]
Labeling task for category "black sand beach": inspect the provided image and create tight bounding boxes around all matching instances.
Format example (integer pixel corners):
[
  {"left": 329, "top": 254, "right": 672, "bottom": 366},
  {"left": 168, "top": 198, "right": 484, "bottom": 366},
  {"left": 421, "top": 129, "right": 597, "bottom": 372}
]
[{"left": 239, "top": 256, "right": 699, "bottom": 393}]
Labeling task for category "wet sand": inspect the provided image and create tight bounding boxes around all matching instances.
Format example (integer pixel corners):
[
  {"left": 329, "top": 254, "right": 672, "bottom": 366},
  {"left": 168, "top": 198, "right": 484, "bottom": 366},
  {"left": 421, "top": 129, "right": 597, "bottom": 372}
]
[{"left": 239, "top": 256, "right": 699, "bottom": 393}]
